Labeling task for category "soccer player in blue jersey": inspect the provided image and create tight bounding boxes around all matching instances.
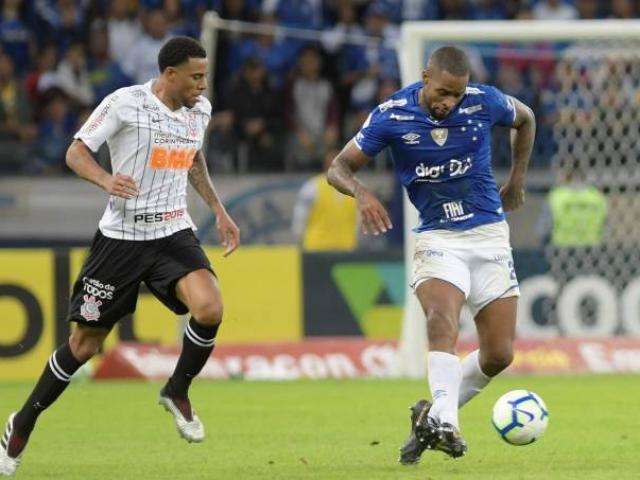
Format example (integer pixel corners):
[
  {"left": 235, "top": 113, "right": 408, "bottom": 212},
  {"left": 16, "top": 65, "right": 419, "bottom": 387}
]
[{"left": 327, "top": 46, "right": 535, "bottom": 463}]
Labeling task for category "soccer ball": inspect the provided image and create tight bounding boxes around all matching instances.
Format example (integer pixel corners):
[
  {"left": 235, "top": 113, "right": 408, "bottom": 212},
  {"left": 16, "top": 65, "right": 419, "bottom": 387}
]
[{"left": 491, "top": 390, "right": 549, "bottom": 445}]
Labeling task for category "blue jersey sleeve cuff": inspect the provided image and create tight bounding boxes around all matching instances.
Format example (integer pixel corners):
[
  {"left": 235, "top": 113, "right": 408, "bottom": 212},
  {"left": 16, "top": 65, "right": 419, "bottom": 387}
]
[{"left": 354, "top": 136, "right": 376, "bottom": 158}]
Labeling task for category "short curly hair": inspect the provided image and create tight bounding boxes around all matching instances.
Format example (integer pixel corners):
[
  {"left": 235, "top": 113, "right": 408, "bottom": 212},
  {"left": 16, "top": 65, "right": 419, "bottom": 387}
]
[
  {"left": 429, "top": 46, "right": 470, "bottom": 77},
  {"left": 158, "top": 36, "right": 207, "bottom": 72}
]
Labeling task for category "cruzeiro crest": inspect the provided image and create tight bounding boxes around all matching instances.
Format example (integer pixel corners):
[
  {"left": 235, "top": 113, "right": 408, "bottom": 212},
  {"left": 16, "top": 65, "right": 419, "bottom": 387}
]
[{"left": 431, "top": 128, "right": 448, "bottom": 146}]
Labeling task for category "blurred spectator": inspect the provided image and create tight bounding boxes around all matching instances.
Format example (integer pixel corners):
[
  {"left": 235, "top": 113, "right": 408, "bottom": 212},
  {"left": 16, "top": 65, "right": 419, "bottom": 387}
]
[
  {"left": 533, "top": 0, "right": 578, "bottom": 20},
  {"left": 33, "top": 0, "right": 87, "bottom": 48},
  {"left": 543, "top": 167, "right": 607, "bottom": 247},
  {"left": 0, "top": 52, "right": 36, "bottom": 171},
  {"left": 87, "top": 21, "right": 130, "bottom": 103},
  {"left": 321, "top": 2, "right": 366, "bottom": 57},
  {"left": 610, "top": 0, "right": 636, "bottom": 18},
  {"left": 474, "top": 0, "right": 508, "bottom": 20},
  {"left": 440, "top": 0, "right": 474, "bottom": 19},
  {"left": 285, "top": 46, "right": 338, "bottom": 170},
  {"left": 400, "top": 0, "right": 440, "bottom": 20},
  {"left": 0, "top": 0, "right": 34, "bottom": 74},
  {"left": 262, "top": 0, "right": 323, "bottom": 29},
  {"left": 321, "top": 1, "right": 368, "bottom": 108},
  {"left": 291, "top": 147, "right": 358, "bottom": 251},
  {"left": 40, "top": 42, "right": 94, "bottom": 107},
  {"left": 362, "top": 4, "right": 399, "bottom": 81},
  {"left": 226, "top": 57, "right": 283, "bottom": 171},
  {"left": 122, "top": 8, "right": 171, "bottom": 85},
  {"left": 576, "top": 0, "right": 600, "bottom": 19},
  {"left": 25, "top": 44, "right": 58, "bottom": 107},
  {"left": 107, "top": 0, "right": 141, "bottom": 69},
  {"left": 234, "top": 13, "right": 300, "bottom": 88},
  {"left": 213, "top": 0, "right": 261, "bottom": 99},
  {"left": 34, "top": 89, "right": 76, "bottom": 173}
]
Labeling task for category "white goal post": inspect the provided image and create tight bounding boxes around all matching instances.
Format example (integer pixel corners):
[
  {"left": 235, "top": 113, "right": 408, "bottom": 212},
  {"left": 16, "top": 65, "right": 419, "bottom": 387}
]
[{"left": 396, "top": 20, "right": 640, "bottom": 378}]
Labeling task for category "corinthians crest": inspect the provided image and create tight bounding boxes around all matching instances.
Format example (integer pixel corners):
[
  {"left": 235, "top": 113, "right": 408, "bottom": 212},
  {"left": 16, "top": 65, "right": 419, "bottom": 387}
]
[{"left": 431, "top": 128, "right": 448, "bottom": 146}]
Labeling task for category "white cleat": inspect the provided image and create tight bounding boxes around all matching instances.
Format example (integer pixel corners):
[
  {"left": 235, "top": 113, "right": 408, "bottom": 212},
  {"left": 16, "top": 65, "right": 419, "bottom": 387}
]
[
  {"left": 0, "top": 413, "right": 21, "bottom": 477},
  {"left": 158, "top": 396, "right": 205, "bottom": 443}
]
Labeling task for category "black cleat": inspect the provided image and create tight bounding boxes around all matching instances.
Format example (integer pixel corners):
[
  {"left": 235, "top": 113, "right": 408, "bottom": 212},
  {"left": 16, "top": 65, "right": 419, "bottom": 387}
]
[
  {"left": 398, "top": 399, "right": 440, "bottom": 465},
  {"left": 433, "top": 422, "right": 467, "bottom": 458}
]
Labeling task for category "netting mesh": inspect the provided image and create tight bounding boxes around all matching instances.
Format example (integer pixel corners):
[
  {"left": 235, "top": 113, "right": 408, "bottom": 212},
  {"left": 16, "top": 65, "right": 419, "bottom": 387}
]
[{"left": 543, "top": 41, "right": 640, "bottom": 331}]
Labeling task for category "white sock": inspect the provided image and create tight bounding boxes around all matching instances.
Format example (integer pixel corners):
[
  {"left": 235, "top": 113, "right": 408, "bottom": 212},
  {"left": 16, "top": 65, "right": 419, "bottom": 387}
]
[
  {"left": 458, "top": 349, "right": 491, "bottom": 408},
  {"left": 427, "top": 351, "right": 462, "bottom": 429}
]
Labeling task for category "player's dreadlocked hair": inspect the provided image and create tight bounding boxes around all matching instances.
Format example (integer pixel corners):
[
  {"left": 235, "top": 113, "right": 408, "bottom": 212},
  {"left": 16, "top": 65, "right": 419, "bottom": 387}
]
[
  {"left": 429, "top": 46, "right": 471, "bottom": 77},
  {"left": 158, "top": 36, "right": 207, "bottom": 72}
]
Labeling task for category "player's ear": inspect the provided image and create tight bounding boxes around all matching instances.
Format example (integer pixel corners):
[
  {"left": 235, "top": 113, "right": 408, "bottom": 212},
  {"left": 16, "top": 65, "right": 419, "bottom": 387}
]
[
  {"left": 422, "top": 68, "right": 430, "bottom": 84},
  {"left": 164, "top": 66, "right": 177, "bottom": 82}
]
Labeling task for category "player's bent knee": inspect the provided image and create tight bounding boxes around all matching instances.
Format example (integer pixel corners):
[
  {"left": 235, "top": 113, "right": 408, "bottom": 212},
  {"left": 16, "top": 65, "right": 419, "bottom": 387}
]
[
  {"left": 191, "top": 301, "right": 223, "bottom": 326},
  {"left": 69, "top": 326, "right": 108, "bottom": 362},
  {"left": 481, "top": 349, "right": 513, "bottom": 377}
]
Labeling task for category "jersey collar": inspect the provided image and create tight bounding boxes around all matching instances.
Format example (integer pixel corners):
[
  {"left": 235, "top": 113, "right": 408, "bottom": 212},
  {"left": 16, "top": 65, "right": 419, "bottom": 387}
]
[{"left": 144, "top": 79, "right": 186, "bottom": 118}]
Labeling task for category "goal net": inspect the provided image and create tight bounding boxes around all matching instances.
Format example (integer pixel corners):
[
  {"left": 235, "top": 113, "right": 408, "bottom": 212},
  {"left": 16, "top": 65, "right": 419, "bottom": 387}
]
[{"left": 397, "top": 20, "right": 640, "bottom": 377}]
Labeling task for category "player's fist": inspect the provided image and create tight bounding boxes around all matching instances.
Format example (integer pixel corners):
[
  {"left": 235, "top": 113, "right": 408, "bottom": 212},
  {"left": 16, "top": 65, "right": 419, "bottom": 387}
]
[
  {"left": 216, "top": 208, "right": 240, "bottom": 257},
  {"left": 355, "top": 186, "right": 393, "bottom": 236},
  {"left": 500, "top": 180, "right": 525, "bottom": 212},
  {"left": 103, "top": 173, "right": 138, "bottom": 199}
]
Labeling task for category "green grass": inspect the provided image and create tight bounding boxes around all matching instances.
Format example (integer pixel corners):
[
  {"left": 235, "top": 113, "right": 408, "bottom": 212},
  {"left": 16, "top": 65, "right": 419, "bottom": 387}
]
[{"left": 1, "top": 375, "right": 639, "bottom": 479}]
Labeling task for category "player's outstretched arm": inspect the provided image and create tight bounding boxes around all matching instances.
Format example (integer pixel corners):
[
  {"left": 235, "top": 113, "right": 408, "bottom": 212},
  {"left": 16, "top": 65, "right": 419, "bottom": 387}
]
[
  {"left": 500, "top": 97, "right": 536, "bottom": 212},
  {"left": 65, "top": 139, "right": 138, "bottom": 199},
  {"left": 188, "top": 150, "right": 240, "bottom": 256},
  {"left": 327, "top": 139, "right": 393, "bottom": 236}
]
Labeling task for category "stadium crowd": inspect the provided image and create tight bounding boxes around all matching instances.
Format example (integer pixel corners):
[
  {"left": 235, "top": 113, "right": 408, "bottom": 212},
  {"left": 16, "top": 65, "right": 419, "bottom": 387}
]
[{"left": 0, "top": 0, "right": 637, "bottom": 174}]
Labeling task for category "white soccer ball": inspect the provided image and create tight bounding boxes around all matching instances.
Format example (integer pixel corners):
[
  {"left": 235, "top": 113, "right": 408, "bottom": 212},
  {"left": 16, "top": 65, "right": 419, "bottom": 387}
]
[{"left": 492, "top": 390, "right": 549, "bottom": 445}]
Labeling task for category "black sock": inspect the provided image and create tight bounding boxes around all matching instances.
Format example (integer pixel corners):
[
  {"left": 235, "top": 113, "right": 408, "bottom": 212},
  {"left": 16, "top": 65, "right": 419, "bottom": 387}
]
[
  {"left": 164, "top": 317, "right": 219, "bottom": 399},
  {"left": 14, "top": 343, "right": 84, "bottom": 436}
]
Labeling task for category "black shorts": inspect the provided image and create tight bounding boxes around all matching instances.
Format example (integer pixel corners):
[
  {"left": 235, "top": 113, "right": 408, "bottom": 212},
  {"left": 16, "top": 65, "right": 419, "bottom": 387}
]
[{"left": 68, "top": 228, "right": 213, "bottom": 329}]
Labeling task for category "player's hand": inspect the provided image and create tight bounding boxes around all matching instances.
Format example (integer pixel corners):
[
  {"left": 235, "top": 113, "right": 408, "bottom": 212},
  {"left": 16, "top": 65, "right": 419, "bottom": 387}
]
[
  {"left": 500, "top": 180, "right": 525, "bottom": 212},
  {"left": 104, "top": 173, "right": 138, "bottom": 199},
  {"left": 355, "top": 186, "right": 393, "bottom": 235},
  {"left": 216, "top": 208, "right": 240, "bottom": 257}
]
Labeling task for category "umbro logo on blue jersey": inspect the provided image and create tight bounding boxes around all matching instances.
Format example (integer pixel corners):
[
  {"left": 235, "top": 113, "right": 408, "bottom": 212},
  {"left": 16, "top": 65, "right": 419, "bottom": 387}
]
[
  {"left": 402, "top": 132, "right": 420, "bottom": 144},
  {"left": 459, "top": 104, "right": 483, "bottom": 115}
]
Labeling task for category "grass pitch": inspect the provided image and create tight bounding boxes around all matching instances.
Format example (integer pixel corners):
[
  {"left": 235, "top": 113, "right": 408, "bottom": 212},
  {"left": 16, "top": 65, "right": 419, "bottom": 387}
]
[{"left": 1, "top": 375, "right": 638, "bottom": 479}]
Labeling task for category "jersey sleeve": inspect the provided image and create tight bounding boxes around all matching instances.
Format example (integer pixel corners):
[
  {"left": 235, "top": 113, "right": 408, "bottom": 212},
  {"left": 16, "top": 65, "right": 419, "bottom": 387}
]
[
  {"left": 485, "top": 86, "right": 517, "bottom": 127},
  {"left": 74, "top": 92, "right": 124, "bottom": 152},
  {"left": 353, "top": 107, "right": 391, "bottom": 158}
]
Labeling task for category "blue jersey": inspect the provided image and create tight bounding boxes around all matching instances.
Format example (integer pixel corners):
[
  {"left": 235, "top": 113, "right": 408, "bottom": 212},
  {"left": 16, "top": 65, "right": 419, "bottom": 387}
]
[{"left": 354, "top": 82, "right": 516, "bottom": 232}]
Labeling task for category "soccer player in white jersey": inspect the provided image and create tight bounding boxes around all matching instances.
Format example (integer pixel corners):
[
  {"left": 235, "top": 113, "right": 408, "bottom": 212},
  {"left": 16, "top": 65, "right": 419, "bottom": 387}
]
[
  {"left": 0, "top": 37, "right": 239, "bottom": 476},
  {"left": 327, "top": 46, "right": 536, "bottom": 463}
]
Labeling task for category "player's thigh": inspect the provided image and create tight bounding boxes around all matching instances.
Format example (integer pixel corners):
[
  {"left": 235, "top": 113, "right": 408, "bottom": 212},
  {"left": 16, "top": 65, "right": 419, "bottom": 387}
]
[
  {"left": 68, "top": 231, "right": 145, "bottom": 330},
  {"left": 145, "top": 229, "right": 218, "bottom": 320},
  {"left": 175, "top": 269, "right": 223, "bottom": 324},
  {"left": 415, "top": 278, "right": 466, "bottom": 349},
  {"left": 474, "top": 296, "right": 517, "bottom": 374},
  {"left": 412, "top": 243, "right": 469, "bottom": 330},
  {"left": 468, "top": 245, "right": 519, "bottom": 317}
]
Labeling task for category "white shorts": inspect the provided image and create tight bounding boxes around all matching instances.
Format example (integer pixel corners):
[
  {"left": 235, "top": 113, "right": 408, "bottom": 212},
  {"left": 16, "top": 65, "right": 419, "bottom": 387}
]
[{"left": 411, "top": 221, "right": 520, "bottom": 317}]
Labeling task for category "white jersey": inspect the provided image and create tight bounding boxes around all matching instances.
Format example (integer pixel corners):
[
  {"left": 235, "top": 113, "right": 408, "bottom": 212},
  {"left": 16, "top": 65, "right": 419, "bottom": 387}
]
[{"left": 74, "top": 80, "right": 211, "bottom": 240}]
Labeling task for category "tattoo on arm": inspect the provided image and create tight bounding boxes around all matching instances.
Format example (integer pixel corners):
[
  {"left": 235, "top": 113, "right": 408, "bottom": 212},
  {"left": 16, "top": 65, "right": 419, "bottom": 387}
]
[
  {"left": 509, "top": 97, "right": 536, "bottom": 181},
  {"left": 188, "top": 150, "right": 222, "bottom": 211}
]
